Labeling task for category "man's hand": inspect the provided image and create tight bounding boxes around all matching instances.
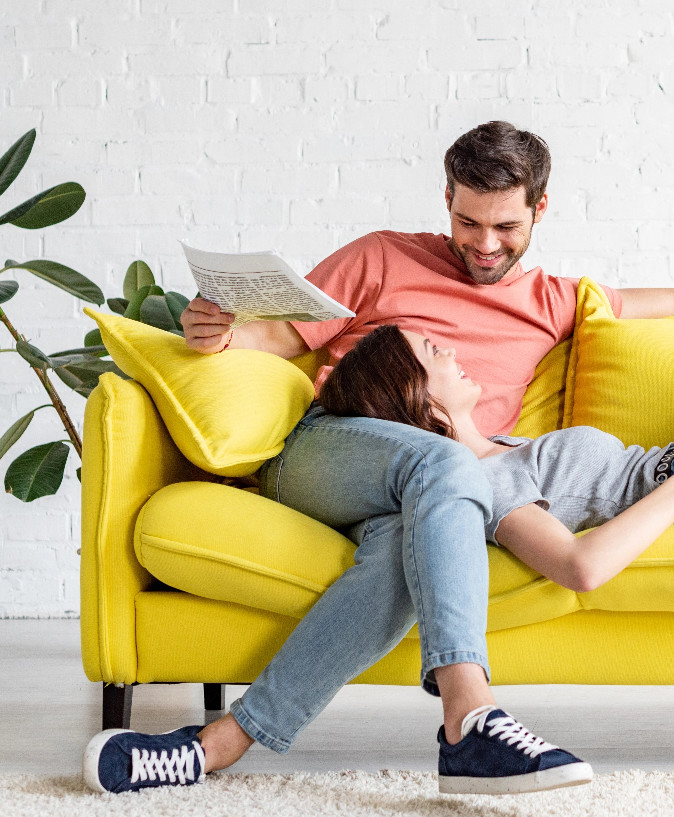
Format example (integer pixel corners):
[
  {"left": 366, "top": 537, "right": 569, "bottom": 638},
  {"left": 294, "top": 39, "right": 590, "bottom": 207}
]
[{"left": 181, "top": 297, "right": 234, "bottom": 354}]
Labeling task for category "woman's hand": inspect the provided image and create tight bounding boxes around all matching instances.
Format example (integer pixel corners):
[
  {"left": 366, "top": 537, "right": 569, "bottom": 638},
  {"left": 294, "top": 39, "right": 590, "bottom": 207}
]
[{"left": 181, "top": 298, "right": 235, "bottom": 354}]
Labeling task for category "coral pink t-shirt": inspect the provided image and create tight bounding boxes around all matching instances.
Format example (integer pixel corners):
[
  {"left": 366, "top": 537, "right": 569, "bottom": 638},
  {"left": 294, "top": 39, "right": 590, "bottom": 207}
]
[{"left": 290, "top": 231, "right": 622, "bottom": 437}]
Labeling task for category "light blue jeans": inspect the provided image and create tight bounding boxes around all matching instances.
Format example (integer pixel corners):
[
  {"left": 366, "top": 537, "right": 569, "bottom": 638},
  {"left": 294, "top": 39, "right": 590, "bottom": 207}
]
[{"left": 229, "top": 404, "right": 493, "bottom": 753}]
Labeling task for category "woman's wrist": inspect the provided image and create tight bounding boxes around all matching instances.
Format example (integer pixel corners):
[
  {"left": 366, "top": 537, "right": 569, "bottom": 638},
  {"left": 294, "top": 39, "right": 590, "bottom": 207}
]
[{"left": 217, "top": 329, "right": 234, "bottom": 353}]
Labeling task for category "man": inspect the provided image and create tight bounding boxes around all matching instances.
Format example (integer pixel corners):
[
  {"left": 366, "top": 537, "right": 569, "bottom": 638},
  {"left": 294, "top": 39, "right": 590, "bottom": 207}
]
[{"left": 84, "top": 121, "right": 674, "bottom": 796}]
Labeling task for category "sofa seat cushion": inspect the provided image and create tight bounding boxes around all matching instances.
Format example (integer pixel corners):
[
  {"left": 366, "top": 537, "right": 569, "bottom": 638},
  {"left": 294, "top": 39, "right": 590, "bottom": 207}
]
[{"left": 135, "top": 482, "right": 674, "bottom": 632}]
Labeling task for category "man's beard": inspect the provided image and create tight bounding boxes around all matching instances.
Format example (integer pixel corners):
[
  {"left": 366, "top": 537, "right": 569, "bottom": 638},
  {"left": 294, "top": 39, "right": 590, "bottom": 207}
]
[{"left": 449, "top": 235, "right": 531, "bottom": 285}]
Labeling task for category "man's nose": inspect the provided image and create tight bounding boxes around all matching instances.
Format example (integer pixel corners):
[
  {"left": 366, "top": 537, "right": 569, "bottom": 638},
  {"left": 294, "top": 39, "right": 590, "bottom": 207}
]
[{"left": 472, "top": 230, "right": 500, "bottom": 254}]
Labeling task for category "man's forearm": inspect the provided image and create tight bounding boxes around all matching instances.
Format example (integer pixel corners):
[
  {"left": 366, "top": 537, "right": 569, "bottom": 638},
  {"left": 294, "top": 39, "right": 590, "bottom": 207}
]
[
  {"left": 230, "top": 319, "right": 310, "bottom": 359},
  {"left": 618, "top": 287, "right": 674, "bottom": 319}
]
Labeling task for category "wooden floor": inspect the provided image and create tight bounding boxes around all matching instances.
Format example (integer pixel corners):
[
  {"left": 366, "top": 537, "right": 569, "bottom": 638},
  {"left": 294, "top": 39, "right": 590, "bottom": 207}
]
[{"left": 1, "top": 619, "right": 673, "bottom": 777}]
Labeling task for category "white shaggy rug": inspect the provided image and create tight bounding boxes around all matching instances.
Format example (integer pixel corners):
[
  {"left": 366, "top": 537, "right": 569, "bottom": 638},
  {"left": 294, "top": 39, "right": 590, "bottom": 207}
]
[{"left": 2, "top": 769, "right": 674, "bottom": 817}]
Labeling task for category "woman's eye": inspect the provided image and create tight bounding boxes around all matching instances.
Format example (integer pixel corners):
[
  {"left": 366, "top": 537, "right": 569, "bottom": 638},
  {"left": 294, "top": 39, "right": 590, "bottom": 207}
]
[{"left": 432, "top": 345, "right": 438, "bottom": 356}]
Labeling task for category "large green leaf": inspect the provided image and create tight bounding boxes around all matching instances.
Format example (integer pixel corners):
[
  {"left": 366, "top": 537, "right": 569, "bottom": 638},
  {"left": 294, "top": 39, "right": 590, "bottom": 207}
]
[
  {"left": 50, "top": 343, "right": 107, "bottom": 361},
  {"left": 140, "top": 294, "right": 177, "bottom": 331},
  {"left": 0, "top": 182, "right": 86, "bottom": 229},
  {"left": 0, "top": 130, "right": 36, "bottom": 198},
  {"left": 123, "top": 284, "right": 163, "bottom": 321},
  {"left": 54, "top": 358, "right": 129, "bottom": 397},
  {"left": 0, "top": 410, "right": 36, "bottom": 461},
  {"left": 4, "top": 259, "right": 104, "bottom": 304},
  {"left": 123, "top": 260, "right": 155, "bottom": 300},
  {"left": 5, "top": 441, "right": 69, "bottom": 502},
  {"left": 16, "top": 339, "right": 51, "bottom": 370},
  {"left": 107, "top": 297, "right": 129, "bottom": 315},
  {"left": 0, "top": 279, "right": 19, "bottom": 304},
  {"left": 165, "top": 291, "right": 189, "bottom": 329},
  {"left": 84, "top": 328, "right": 104, "bottom": 347}
]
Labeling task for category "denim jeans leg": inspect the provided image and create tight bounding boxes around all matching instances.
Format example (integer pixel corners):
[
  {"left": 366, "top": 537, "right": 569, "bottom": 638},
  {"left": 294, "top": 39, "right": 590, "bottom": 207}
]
[{"left": 229, "top": 409, "right": 492, "bottom": 753}]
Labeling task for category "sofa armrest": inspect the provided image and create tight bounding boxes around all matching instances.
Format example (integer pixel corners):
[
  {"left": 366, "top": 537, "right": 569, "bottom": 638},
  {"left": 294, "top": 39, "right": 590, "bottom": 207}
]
[{"left": 80, "top": 372, "right": 212, "bottom": 684}]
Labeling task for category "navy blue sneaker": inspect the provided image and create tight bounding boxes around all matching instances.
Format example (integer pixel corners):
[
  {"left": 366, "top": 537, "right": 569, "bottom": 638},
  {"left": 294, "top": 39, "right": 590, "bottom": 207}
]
[
  {"left": 83, "top": 725, "right": 206, "bottom": 793},
  {"left": 438, "top": 705, "right": 593, "bottom": 795}
]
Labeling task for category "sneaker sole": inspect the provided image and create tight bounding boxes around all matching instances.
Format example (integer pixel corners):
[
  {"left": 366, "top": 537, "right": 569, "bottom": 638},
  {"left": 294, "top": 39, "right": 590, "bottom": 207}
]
[
  {"left": 82, "top": 728, "right": 134, "bottom": 794},
  {"left": 438, "top": 761, "right": 593, "bottom": 795}
]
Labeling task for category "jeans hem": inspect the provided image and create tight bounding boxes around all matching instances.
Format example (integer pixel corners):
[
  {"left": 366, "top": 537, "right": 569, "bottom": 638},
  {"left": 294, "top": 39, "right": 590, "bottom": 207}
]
[
  {"left": 421, "top": 650, "right": 491, "bottom": 696},
  {"left": 229, "top": 698, "right": 292, "bottom": 755}
]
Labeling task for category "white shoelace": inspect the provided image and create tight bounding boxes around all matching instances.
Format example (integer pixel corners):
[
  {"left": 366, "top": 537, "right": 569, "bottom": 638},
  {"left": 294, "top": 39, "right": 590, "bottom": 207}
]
[
  {"left": 462, "top": 705, "right": 558, "bottom": 759},
  {"left": 130, "top": 740, "right": 205, "bottom": 785}
]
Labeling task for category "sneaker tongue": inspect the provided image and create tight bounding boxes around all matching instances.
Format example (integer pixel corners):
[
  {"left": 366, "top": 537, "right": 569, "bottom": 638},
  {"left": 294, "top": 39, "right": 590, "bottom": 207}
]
[{"left": 461, "top": 704, "right": 499, "bottom": 738}]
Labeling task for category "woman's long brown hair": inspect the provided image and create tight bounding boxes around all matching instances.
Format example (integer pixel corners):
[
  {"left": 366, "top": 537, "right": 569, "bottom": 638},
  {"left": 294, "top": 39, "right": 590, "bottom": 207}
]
[{"left": 319, "top": 325, "right": 457, "bottom": 440}]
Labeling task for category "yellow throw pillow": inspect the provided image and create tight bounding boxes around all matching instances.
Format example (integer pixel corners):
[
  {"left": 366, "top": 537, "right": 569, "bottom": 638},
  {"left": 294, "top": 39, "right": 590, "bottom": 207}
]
[
  {"left": 562, "top": 277, "right": 674, "bottom": 449},
  {"left": 84, "top": 309, "right": 316, "bottom": 476}
]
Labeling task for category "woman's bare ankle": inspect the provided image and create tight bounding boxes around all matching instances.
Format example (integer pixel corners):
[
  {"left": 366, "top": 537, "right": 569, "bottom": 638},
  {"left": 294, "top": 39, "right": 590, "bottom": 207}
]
[{"left": 197, "top": 713, "right": 255, "bottom": 773}]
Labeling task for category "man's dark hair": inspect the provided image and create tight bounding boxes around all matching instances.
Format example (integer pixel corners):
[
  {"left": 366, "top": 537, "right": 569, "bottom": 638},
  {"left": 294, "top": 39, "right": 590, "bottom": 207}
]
[{"left": 444, "top": 121, "right": 551, "bottom": 211}]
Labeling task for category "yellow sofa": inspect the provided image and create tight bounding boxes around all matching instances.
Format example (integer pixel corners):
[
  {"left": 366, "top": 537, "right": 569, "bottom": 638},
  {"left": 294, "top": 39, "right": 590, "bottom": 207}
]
[{"left": 80, "top": 278, "right": 674, "bottom": 729}]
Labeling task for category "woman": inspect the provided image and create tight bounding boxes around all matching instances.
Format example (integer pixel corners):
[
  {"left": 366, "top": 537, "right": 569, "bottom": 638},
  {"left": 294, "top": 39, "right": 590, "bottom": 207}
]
[{"left": 319, "top": 324, "right": 674, "bottom": 592}]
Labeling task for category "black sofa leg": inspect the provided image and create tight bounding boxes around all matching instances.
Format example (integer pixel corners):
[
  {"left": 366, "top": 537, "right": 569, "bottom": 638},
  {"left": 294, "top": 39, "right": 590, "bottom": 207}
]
[
  {"left": 103, "top": 683, "right": 133, "bottom": 730},
  {"left": 204, "top": 683, "right": 226, "bottom": 711}
]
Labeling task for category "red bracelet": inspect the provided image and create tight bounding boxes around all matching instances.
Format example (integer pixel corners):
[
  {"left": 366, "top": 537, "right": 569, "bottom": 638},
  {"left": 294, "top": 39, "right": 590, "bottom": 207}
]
[{"left": 217, "top": 329, "right": 234, "bottom": 353}]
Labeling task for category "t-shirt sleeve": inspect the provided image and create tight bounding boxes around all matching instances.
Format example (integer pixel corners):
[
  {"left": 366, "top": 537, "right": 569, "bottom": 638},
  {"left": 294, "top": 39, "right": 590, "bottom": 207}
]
[
  {"left": 551, "top": 277, "right": 623, "bottom": 340},
  {"left": 482, "top": 461, "right": 550, "bottom": 545},
  {"left": 289, "top": 232, "right": 384, "bottom": 351}
]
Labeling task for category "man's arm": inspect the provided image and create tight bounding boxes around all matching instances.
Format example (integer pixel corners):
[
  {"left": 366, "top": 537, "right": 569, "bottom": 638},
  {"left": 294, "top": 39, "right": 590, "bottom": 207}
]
[
  {"left": 617, "top": 288, "right": 674, "bottom": 319},
  {"left": 181, "top": 297, "right": 310, "bottom": 359}
]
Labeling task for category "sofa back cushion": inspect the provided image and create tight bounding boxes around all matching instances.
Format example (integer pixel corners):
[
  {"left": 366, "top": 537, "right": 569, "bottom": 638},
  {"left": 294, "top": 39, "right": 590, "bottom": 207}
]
[
  {"left": 85, "top": 309, "right": 316, "bottom": 476},
  {"left": 563, "top": 277, "right": 674, "bottom": 449}
]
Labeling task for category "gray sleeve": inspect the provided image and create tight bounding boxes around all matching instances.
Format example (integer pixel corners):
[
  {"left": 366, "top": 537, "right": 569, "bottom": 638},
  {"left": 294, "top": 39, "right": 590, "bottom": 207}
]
[{"left": 482, "top": 461, "right": 550, "bottom": 545}]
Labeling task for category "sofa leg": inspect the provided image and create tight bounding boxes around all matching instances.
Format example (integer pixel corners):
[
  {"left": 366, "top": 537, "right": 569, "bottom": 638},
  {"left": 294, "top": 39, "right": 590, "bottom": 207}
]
[
  {"left": 203, "top": 683, "right": 226, "bottom": 711},
  {"left": 103, "top": 683, "right": 133, "bottom": 730}
]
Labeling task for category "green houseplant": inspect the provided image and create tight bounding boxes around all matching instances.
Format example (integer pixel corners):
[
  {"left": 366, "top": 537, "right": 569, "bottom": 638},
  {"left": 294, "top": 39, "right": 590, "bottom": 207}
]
[{"left": 0, "top": 129, "right": 190, "bottom": 501}]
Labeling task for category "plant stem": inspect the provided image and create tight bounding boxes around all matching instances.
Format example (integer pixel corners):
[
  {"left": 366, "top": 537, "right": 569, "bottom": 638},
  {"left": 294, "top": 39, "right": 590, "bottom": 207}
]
[{"left": 0, "top": 308, "right": 83, "bottom": 459}]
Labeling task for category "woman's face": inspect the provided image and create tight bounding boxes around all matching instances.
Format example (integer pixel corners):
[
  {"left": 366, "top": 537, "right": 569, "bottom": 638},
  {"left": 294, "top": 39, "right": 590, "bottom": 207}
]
[{"left": 401, "top": 331, "right": 481, "bottom": 415}]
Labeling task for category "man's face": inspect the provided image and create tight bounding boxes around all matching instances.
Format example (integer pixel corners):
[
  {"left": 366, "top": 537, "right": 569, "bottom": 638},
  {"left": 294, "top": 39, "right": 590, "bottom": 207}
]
[{"left": 446, "top": 183, "right": 547, "bottom": 285}]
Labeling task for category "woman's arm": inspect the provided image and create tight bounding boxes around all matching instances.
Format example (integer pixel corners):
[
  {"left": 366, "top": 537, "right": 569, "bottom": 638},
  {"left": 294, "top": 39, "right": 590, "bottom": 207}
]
[{"left": 495, "top": 477, "right": 674, "bottom": 593}]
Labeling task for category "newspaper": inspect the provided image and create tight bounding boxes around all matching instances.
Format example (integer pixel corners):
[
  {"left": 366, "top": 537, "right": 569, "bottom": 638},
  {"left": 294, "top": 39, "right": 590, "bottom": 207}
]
[{"left": 180, "top": 240, "right": 356, "bottom": 328}]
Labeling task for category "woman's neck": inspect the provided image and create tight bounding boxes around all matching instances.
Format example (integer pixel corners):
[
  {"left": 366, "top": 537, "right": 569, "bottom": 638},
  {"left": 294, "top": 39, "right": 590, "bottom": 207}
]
[{"left": 450, "top": 413, "right": 512, "bottom": 459}]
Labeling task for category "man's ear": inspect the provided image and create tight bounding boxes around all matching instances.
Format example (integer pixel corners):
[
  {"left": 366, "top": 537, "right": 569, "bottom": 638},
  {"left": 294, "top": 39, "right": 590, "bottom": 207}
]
[
  {"left": 533, "top": 193, "right": 548, "bottom": 223},
  {"left": 445, "top": 184, "right": 452, "bottom": 212}
]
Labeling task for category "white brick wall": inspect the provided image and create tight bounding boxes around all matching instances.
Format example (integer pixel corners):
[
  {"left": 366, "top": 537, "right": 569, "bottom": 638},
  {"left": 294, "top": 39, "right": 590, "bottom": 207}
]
[{"left": 1, "top": 0, "right": 673, "bottom": 617}]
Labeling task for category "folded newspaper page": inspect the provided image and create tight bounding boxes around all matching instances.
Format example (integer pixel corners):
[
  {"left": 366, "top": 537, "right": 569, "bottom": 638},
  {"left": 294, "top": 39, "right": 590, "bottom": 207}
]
[{"left": 180, "top": 240, "right": 356, "bottom": 327}]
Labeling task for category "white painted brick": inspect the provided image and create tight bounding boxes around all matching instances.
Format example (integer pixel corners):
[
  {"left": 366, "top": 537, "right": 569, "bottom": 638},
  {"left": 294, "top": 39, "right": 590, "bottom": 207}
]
[
  {"left": 355, "top": 74, "right": 402, "bottom": 102},
  {"left": 505, "top": 71, "right": 558, "bottom": 101},
  {"left": 475, "top": 15, "right": 526, "bottom": 41},
  {"left": 556, "top": 72, "right": 603, "bottom": 102},
  {"left": 174, "top": 15, "right": 273, "bottom": 46},
  {"left": 239, "top": 228, "right": 333, "bottom": 261},
  {"left": 276, "top": 13, "right": 376, "bottom": 44},
  {"left": 78, "top": 18, "right": 172, "bottom": 49},
  {"left": 207, "top": 77, "right": 255, "bottom": 105},
  {"left": 237, "top": 197, "right": 286, "bottom": 227},
  {"left": 304, "top": 76, "right": 349, "bottom": 105},
  {"left": 228, "top": 44, "right": 322, "bottom": 77},
  {"left": 606, "top": 70, "right": 657, "bottom": 99},
  {"left": 241, "top": 165, "right": 335, "bottom": 196},
  {"left": 335, "top": 101, "right": 433, "bottom": 136},
  {"left": 129, "top": 48, "right": 226, "bottom": 77},
  {"left": 404, "top": 73, "right": 451, "bottom": 101},
  {"left": 576, "top": 11, "right": 668, "bottom": 41},
  {"left": 325, "top": 42, "right": 423, "bottom": 74},
  {"left": 618, "top": 253, "right": 672, "bottom": 287},
  {"left": 428, "top": 41, "right": 524, "bottom": 72},
  {"left": 56, "top": 78, "right": 104, "bottom": 108},
  {"left": 15, "top": 20, "right": 73, "bottom": 50},
  {"left": 9, "top": 80, "right": 54, "bottom": 108},
  {"left": 205, "top": 134, "right": 301, "bottom": 164},
  {"left": 290, "top": 196, "right": 388, "bottom": 226},
  {"left": 456, "top": 72, "right": 503, "bottom": 100},
  {"left": 4, "top": 511, "right": 69, "bottom": 542},
  {"left": 638, "top": 222, "right": 674, "bottom": 252}
]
